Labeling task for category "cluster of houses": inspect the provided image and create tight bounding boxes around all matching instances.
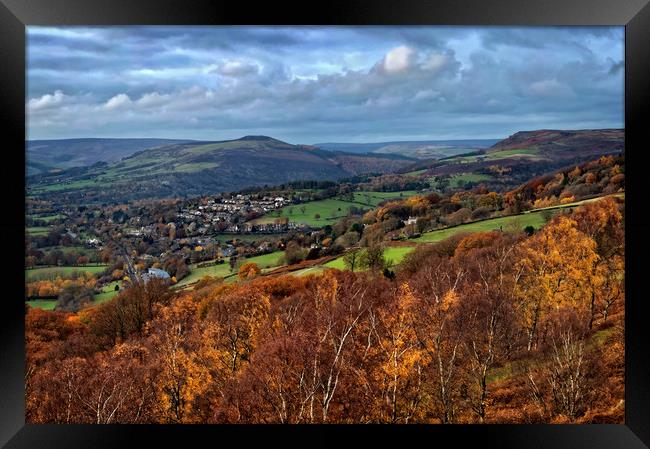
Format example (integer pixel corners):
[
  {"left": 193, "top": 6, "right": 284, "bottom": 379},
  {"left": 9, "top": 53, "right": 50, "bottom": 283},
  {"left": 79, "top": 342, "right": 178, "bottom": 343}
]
[{"left": 178, "top": 194, "right": 291, "bottom": 226}]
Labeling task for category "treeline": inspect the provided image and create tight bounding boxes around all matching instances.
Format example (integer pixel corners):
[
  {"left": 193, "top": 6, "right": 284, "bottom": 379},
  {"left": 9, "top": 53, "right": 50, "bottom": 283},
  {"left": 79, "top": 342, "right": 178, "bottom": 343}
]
[{"left": 25, "top": 197, "right": 624, "bottom": 423}]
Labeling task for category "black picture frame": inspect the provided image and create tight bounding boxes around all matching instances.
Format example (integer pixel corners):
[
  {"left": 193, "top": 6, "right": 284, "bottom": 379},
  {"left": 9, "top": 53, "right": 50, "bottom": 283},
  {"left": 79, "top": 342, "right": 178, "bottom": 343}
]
[{"left": 2, "top": 0, "right": 648, "bottom": 447}]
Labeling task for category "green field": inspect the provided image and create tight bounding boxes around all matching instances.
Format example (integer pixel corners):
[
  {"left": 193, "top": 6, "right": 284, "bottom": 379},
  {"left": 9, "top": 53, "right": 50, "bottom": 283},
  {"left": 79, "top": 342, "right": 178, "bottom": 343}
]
[
  {"left": 412, "top": 210, "right": 552, "bottom": 243},
  {"left": 449, "top": 173, "right": 493, "bottom": 187},
  {"left": 27, "top": 227, "right": 51, "bottom": 236},
  {"left": 451, "top": 148, "right": 539, "bottom": 164},
  {"left": 25, "top": 300, "right": 58, "bottom": 311},
  {"left": 324, "top": 245, "right": 416, "bottom": 271},
  {"left": 431, "top": 173, "right": 493, "bottom": 188},
  {"left": 244, "top": 251, "right": 286, "bottom": 268},
  {"left": 176, "top": 251, "right": 286, "bottom": 287},
  {"left": 31, "top": 214, "right": 65, "bottom": 223},
  {"left": 404, "top": 169, "right": 427, "bottom": 177},
  {"left": 486, "top": 148, "right": 540, "bottom": 159},
  {"left": 250, "top": 199, "right": 365, "bottom": 227},
  {"left": 251, "top": 191, "right": 419, "bottom": 227},
  {"left": 30, "top": 179, "right": 102, "bottom": 193},
  {"left": 350, "top": 191, "right": 419, "bottom": 207},
  {"left": 40, "top": 245, "right": 97, "bottom": 256},
  {"left": 93, "top": 281, "right": 122, "bottom": 304},
  {"left": 26, "top": 265, "right": 108, "bottom": 281},
  {"left": 213, "top": 233, "right": 285, "bottom": 244}
]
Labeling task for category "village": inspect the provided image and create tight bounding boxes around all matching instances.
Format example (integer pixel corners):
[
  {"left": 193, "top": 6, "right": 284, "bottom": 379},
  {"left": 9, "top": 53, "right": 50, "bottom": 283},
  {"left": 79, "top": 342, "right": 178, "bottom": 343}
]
[{"left": 26, "top": 191, "right": 315, "bottom": 282}]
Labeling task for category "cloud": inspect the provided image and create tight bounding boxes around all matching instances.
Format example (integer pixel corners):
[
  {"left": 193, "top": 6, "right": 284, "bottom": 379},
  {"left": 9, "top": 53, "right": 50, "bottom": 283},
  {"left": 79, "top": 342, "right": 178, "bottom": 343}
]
[
  {"left": 422, "top": 52, "right": 451, "bottom": 72},
  {"left": 528, "top": 79, "right": 576, "bottom": 98},
  {"left": 216, "top": 60, "right": 260, "bottom": 77},
  {"left": 26, "top": 26, "right": 624, "bottom": 142},
  {"left": 103, "top": 93, "right": 132, "bottom": 110},
  {"left": 382, "top": 46, "right": 416, "bottom": 74},
  {"left": 27, "top": 89, "right": 66, "bottom": 110}
]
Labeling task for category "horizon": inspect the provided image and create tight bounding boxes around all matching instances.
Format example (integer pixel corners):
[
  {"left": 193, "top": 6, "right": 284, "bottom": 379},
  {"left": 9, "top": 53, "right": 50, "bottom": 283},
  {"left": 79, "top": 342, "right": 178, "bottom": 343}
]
[
  {"left": 27, "top": 26, "right": 624, "bottom": 142},
  {"left": 26, "top": 126, "right": 624, "bottom": 146}
]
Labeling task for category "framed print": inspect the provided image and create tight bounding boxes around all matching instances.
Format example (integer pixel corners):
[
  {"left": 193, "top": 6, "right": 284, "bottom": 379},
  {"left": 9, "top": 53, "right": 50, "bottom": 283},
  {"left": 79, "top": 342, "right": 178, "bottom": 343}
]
[{"left": 1, "top": 0, "right": 649, "bottom": 447}]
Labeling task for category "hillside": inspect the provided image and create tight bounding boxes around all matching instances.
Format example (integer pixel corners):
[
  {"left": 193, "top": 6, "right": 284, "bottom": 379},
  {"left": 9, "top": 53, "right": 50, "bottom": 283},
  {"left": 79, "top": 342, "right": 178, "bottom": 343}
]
[
  {"left": 26, "top": 138, "right": 195, "bottom": 175},
  {"left": 400, "top": 128, "right": 624, "bottom": 191},
  {"left": 27, "top": 136, "right": 415, "bottom": 203},
  {"left": 315, "top": 139, "right": 498, "bottom": 159},
  {"left": 488, "top": 129, "right": 624, "bottom": 155}
]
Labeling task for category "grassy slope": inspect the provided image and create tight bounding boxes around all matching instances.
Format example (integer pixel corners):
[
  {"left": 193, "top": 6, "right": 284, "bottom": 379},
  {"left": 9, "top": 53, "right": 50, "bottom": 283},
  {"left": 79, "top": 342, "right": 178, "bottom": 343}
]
[
  {"left": 412, "top": 211, "right": 550, "bottom": 243},
  {"left": 25, "top": 300, "right": 58, "bottom": 311},
  {"left": 176, "top": 251, "right": 286, "bottom": 287},
  {"left": 25, "top": 265, "right": 108, "bottom": 281},
  {"left": 324, "top": 245, "right": 416, "bottom": 271},
  {"left": 27, "top": 227, "right": 51, "bottom": 235},
  {"left": 251, "top": 191, "right": 419, "bottom": 227}
]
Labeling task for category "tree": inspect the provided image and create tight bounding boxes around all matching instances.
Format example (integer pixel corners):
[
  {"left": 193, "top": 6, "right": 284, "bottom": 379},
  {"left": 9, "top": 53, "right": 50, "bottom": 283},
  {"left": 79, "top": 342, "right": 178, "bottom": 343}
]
[
  {"left": 370, "top": 282, "right": 427, "bottom": 422},
  {"left": 455, "top": 235, "right": 519, "bottom": 422},
  {"left": 515, "top": 215, "right": 599, "bottom": 350},
  {"left": 55, "top": 284, "right": 94, "bottom": 312},
  {"left": 409, "top": 258, "right": 466, "bottom": 424},
  {"left": 238, "top": 262, "right": 261, "bottom": 280},
  {"left": 342, "top": 250, "right": 360, "bottom": 272},
  {"left": 359, "top": 244, "right": 386, "bottom": 272},
  {"left": 284, "top": 241, "right": 306, "bottom": 265}
]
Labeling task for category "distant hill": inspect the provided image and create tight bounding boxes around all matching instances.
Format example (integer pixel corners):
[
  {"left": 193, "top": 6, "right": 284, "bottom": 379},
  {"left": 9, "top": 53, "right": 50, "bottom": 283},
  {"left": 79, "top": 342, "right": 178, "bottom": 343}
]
[
  {"left": 487, "top": 129, "right": 624, "bottom": 155},
  {"left": 28, "top": 136, "right": 416, "bottom": 203},
  {"left": 396, "top": 128, "right": 625, "bottom": 189},
  {"left": 27, "top": 138, "right": 196, "bottom": 175},
  {"left": 315, "top": 139, "right": 499, "bottom": 160}
]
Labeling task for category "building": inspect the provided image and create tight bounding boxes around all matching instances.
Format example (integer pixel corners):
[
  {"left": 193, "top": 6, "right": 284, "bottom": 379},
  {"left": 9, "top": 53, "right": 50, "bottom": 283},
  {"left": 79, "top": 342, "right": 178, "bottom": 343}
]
[{"left": 142, "top": 268, "right": 171, "bottom": 284}]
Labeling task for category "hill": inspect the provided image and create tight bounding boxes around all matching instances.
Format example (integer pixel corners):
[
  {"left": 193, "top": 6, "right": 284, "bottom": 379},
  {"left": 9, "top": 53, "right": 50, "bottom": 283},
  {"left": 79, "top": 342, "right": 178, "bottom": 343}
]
[
  {"left": 315, "top": 139, "right": 499, "bottom": 159},
  {"left": 488, "top": 129, "right": 624, "bottom": 155},
  {"left": 27, "top": 136, "right": 415, "bottom": 203},
  {"left": 26, "top": 138, "right": 196, "bottom": 175},
  {"left": 400, "top": 129, "right": 624, "bottom": 190}
]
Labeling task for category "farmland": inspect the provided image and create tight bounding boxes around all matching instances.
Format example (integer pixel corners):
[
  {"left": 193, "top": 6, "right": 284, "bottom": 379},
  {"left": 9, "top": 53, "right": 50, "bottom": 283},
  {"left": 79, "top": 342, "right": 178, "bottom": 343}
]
[
  {"left": 27, "top": 227, "right": 51, "bottom": 236},
  {"left": 412, "top": 210, "right": 551, "bottom": 243},
  {"left": 324, "top": 245, "right": 416, "bottom": 271},
  {"left": 176, "top": 251, "right": 286, "bottom": 287},
  {"left": 250, "top": 191, "right": 419, "bottom": 227},
  {"left": 25, "top": 264, "right": 108, "bottom": 281}
]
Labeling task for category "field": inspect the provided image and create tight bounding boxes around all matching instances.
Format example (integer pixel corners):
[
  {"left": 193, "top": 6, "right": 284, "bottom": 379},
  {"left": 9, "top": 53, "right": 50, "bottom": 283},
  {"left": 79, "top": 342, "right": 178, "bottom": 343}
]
[
  {"left": 404, "top": 169, "right": 427, "bottom": 177},
  {"left": 31, "top": 214, "right": 65, "bottom": 223},
  {"left": 350, "top": 191, "right": 419, "bottom": 207},
  {"left": 324, "top": 245, "right": 416, "bottom": 271},
  {"left": 431, "top": 173, "right": 493, "bottom": 188},
  {"left": 40, "top": 245, "right": 97, "bottom": 256},
  {"left": 452, "top": 148, "right": 540, "bottom": 163},
  {"left": 412, "top": 210, "right": 552, "bottom": 243},
  {"left": 25, "top": 264, "right": 108, "bottom": 281},
  {"left": 250, "top": 191, "right": 419, "bottom": 227},
  {"left": 25, "top": 299, "right": 58, "bottom": 311},
  {"left": 93, "top": 281, "right": 122, "bottom": 304},
  {"left": 26, "top": 227, "right": 51, "bottom": 236},
  {"left": 250, "top": 198, "right": 367, "bottom": 227},
  {"left": 176, "top": 251, "right": 286, "bottom": 287},
  {"left": 213, "top": 234, "right": 285, "bottom": 244}
]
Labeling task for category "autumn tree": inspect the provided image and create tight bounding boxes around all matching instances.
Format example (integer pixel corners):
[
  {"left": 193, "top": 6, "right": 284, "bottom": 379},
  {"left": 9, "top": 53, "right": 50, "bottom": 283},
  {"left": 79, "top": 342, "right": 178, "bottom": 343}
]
[
  {"left": 516, "top": 215, "right": 599, "bottom": 350},
  {"left": 367, "top": 282, "right": 427, "bottom": 422},
  {"left": 238, "top": 262, "right": 261, "bottom": 280}
]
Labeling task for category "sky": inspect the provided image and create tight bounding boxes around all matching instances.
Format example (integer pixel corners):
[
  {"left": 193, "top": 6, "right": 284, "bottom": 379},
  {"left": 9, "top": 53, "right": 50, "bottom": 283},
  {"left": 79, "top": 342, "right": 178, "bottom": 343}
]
[{"left": 26, "top": 26, "right": 624, "bottom": 143}]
